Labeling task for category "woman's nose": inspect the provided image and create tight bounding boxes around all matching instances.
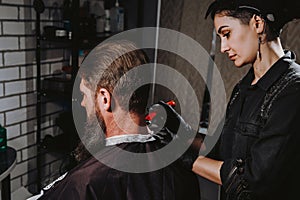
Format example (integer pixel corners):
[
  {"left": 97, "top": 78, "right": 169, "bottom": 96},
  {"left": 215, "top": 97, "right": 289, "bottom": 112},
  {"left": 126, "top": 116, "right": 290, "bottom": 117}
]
[{"left": 220, "top": 39, "right": 230, "bottom": 53}]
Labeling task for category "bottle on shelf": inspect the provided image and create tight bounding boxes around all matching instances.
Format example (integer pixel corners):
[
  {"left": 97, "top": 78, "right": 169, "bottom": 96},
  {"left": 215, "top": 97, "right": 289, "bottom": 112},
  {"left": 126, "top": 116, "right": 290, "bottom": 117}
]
[
  {"left": 109, "top": 0, "right": 124, "bottom": 33},
  {"left": 90, "top": 0, "right": 105, "bottom": 33},
  {"left": 62, "top": 0, "right": 72, "bottom": 39},
  {"left": 51, "top": 2, "right": 61, "bottom": 27},
  {"left": 104, "top": 9, "right": 111, "bottom": 33},
  {"left": 0, "top": 124, "right": 7, "bottom": 152}
]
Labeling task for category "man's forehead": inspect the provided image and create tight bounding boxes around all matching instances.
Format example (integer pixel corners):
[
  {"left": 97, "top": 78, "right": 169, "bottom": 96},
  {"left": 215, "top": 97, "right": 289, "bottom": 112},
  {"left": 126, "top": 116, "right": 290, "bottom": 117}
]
[
  {"left": 80, "top": 79, "right": 89, "bottom": 90},
  {"left": 80, "top": 79, "right": 96, "bottom": 94},
  {"left": 80, "top": 79, "right": 86, "bottom": 85}
]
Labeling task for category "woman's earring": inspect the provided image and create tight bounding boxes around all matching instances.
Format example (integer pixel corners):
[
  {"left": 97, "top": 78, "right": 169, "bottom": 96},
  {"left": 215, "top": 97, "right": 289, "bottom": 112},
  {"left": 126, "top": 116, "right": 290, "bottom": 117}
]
[{"left": 257, "top": 37, "right": 262, "bottom": 61}]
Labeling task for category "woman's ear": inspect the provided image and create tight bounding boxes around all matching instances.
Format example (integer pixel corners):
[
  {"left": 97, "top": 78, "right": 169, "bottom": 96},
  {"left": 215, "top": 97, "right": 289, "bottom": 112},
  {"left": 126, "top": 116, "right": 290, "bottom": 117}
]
[
  {"left": 252, "top": 14, "right": 265, "bottom": 34},
  {"left": 96, "top": 88, "right": 111, "bottom": 112}
]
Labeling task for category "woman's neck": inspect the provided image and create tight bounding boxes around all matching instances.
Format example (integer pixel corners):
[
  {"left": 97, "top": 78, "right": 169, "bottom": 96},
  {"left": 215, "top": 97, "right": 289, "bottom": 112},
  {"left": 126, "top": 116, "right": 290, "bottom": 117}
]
[{"left": 252, "top": 38, "right": 284, "bottom": 85}]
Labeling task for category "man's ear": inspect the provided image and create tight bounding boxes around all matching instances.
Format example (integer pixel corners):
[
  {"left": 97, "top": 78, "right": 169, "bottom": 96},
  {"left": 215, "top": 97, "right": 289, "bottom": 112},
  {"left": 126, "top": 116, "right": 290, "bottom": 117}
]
[
  {"left": 252, "top": 14, "right": 265, "bottom": 34},
  {"left": 96, "top": 88, "right": 111, "bottom": 112}
]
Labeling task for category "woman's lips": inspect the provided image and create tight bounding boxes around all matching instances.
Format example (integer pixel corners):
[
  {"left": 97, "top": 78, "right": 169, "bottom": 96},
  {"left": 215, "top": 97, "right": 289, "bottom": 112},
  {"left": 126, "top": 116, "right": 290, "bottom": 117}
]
[{"left": 229, "top": 54, "right": 236, "bottom": 60}]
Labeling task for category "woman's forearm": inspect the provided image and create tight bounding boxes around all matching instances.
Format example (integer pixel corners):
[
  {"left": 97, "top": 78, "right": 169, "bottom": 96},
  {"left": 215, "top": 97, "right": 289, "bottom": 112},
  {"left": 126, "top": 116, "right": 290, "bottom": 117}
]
[{"left": 192, "top": 156, "right": 223, "bottom": 185}]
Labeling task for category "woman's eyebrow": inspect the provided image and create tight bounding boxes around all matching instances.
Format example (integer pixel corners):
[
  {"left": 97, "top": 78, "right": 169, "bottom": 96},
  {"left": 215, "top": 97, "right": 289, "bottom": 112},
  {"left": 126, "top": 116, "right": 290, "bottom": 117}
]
[{"left": 217, "top": 25, "right": 229, "bottom": 34}]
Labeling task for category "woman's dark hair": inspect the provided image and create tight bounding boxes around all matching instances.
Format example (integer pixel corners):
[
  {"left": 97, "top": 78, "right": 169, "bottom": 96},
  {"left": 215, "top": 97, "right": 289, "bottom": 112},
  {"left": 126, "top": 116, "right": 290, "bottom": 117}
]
[
  {"left": 206, "top": 1, "right": 279, "bottom": 41},
  {"left": 215, "top": 9, "right": 279, "bottom": 41},
  {"left": 205, "top": 0, "right": 300, "bottom": 41}
]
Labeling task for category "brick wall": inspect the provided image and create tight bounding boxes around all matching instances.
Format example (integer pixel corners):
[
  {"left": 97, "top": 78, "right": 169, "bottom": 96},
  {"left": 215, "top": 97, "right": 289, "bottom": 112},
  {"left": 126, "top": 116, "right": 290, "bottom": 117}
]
[{"left": 0, "top": 0, "right": 70, "bottom": 194}]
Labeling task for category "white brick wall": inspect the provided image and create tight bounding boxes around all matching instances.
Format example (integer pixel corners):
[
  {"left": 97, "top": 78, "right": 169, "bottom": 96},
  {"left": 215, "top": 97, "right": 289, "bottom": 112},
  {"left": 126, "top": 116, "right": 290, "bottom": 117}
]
[
  {"left": 0, "top": 6, "right": 18, "bottom": 19},
  {"left": 0, "top": 83, "right": 3, "bottom": 96},
  {"left": 0, "top": 113, "right": 4, "bottom": 125},
  {"left": 20, "top": 65, "right": 39, "bottom": 79},
  {"left": 21, "top": 121, "right": 28, "bottom": 135},
  {"left": 21, "top": 119, "right": 36, "bottom": 135},
  {"left": 21, "top": 174, "right": 29, "bottom": 187},
  {"left": 3, "top": 22, "right": 25, "bottom": 35},
  {"left": 25, "top": 63, "right": 53, "bottom": 77},
  {"left": 0, "top": 67, "right": 19, "bottom": 81},
  {"left": 19, "top": 7, "right": 32, "bottom": 20},
  {"left": 1, "top": 0, "right": 27, "bottom": 5},
  {"left": 0, "top": 53, "right": 3, "bottom": 67},
  {"left": 22, "top": 145, "right": 37, "bottom": 161},
  {"left": 0, "top": 0, "right": 75, "bottom": 193},
  {"left": 0, "top": 96, "right": 20, "bottom": 112},
  {"left": 21, "top": 94, "right": 27, "bottom": 107},
  {"left": 40, "top": 64, "right": 50, "bottom": 76},
  {"left": 50, "top": 62, "right": 63, "bottom": 74},
  {"left": 11, "top": 178, "right": 22, "bottom": 193},
  {"left": 4, "top": 51, "right": 26, "bottom": 66},
  {"left": 0, "top": 37, "right": 19, "bottom": 50},
  {"left": 7, "top": 132, "right": 36, "bottom": 150},
  {"left": 21, "top": 93, "right": 37, "bottom": 105},
  {"left": 32, "top": 79, "right": 36, "bottom": 92},
  {"left": 17, "top": 150, "right": 21, "bottom": 163},
  {"left": 11, "top": 161, "right": 29, "bottom": 178},
  {"left": 5, "top": 107, "right": 27, "bottom": 125},
  {"left": 20, "top": 67, "right": 26, "bottom": 79},
  {"left": 6, "top": 124, "right": 21, "bottom": 139},
  {"left": 20, "top": 36, "right": 35, "bottom": 49},
  {"left": 25, "top": 105, "right": 36, "bottom": 119},
  {"left": 5, "top": 80, "right": 27, "bottom": 95},
  {"left": 7, "top": 133, "right": 27, "bottom": 150},
  {"left": 21, "top": 93, "right": 37, "bottom": 107}
]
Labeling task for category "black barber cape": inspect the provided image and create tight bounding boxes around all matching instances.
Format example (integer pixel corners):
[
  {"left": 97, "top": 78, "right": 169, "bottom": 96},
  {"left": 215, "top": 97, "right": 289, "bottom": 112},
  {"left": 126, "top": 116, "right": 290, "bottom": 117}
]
[{"left": 36, "top": 134, "right": 201, "bottom": 200}]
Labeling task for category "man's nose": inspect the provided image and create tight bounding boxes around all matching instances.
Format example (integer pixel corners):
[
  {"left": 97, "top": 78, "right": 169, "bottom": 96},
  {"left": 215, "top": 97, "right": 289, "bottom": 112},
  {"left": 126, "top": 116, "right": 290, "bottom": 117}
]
[{"left": 81, "top": 99, "right": 85, "bottom": 107}]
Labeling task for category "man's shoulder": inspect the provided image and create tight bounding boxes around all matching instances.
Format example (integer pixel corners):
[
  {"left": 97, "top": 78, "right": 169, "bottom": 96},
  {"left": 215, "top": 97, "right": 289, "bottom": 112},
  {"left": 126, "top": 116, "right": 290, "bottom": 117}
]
[
  {"left": 69, "top": 155, "right": 112, "bottom": 180},
  {"left": 39, "top": 156, "right": 114, "bottom": 199}
]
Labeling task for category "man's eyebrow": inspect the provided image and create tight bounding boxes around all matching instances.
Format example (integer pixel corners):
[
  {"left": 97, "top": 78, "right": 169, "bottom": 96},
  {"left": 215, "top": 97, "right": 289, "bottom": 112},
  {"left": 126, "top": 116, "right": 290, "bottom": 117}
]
[{"left": 217, "top": 25, "right": 229, "bottom": 34}]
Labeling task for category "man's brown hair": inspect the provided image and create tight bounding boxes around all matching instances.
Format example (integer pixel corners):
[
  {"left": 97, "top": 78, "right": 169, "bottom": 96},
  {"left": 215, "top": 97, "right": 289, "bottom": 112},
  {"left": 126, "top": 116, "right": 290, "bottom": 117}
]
[{"left": 80, "top": 40, "right": 150, "bottom": 115}]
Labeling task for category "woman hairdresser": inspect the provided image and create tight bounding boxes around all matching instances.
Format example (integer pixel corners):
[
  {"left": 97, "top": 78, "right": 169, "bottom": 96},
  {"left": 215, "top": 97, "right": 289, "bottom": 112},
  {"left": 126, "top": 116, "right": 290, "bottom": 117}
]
[{"left": 153, "top": 0, "right": 300, "bottom": 199}]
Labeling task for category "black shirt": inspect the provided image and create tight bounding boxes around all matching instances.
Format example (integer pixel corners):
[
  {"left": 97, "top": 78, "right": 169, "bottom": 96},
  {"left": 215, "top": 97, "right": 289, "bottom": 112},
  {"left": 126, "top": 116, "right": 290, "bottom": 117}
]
[
  {"left": 37, "top": 134, "right": 201, "bottom": 200},
  {"left": 216, "top": 51, "right": 300, "bottom": 200}
]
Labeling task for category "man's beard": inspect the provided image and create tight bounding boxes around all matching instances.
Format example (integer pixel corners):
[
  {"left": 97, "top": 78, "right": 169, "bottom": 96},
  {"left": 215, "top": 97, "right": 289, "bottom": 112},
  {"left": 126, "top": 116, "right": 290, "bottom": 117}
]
[{"left": 73, "top": 113, "right": 106, "bottom": 162}]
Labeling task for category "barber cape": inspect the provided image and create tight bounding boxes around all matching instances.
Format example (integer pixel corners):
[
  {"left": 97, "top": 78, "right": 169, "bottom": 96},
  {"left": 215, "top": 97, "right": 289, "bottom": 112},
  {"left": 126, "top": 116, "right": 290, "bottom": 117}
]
[{"left": 28, "top": 133, "right": 201, "bottom": 200}]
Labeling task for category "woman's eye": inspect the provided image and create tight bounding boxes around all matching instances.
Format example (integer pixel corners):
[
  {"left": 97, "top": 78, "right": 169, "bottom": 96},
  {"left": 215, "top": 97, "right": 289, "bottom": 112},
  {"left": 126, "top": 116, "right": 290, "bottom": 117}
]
[{"left": 223, "top": 32, "right": 230, "bottom": 38}]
